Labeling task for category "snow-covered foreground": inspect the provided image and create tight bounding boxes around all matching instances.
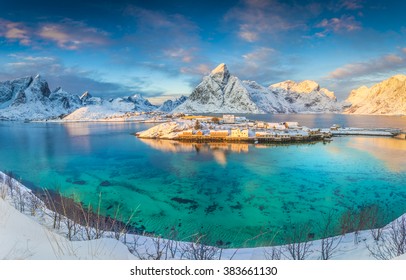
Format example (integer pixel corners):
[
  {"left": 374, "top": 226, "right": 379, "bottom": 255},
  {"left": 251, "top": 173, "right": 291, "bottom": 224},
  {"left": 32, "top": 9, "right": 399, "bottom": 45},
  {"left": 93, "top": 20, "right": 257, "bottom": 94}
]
[{"left": 1, "top": 171, "right": 405, "bottom": 260}]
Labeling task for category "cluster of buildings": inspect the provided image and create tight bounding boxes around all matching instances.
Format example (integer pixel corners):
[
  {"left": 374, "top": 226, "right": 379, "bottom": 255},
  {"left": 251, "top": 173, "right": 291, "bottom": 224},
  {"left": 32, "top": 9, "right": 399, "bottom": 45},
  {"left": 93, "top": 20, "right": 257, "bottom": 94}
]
[{"left": 177, "top": 115, "right": 331, "bottom": 143}]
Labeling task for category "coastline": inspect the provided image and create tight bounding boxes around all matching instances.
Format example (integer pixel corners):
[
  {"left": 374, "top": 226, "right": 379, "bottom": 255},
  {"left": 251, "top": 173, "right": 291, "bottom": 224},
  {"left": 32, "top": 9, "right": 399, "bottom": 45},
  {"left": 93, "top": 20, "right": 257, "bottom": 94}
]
[{"left": 2, "top": 170, "right": 406, "bottom": 260}]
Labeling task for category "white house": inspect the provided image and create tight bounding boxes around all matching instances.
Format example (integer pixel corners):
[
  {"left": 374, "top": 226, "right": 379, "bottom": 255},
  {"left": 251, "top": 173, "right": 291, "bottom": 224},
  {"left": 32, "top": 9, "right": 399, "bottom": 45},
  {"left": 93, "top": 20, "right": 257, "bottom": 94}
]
[
  {"left": 256, "top": 121, "right": 265, "bottom": 128},
  {"left": 285, "top": 122, "right": 300, "bottom": 128},
  {"left": 267, "top": 123, "right": 279, "bottom": 129},
  {"left": 223, "top": 114, "right": 235, "bottom": 124},
  {"left": 275, "top": 124, "right": 287, "bottom": 130}
]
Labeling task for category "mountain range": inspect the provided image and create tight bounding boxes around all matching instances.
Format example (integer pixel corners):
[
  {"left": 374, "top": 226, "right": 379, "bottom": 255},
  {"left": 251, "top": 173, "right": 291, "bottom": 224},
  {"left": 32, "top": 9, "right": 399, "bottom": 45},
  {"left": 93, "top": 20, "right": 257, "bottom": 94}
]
[
  {"left": 174, "top": 63, "right": 342, "bottom": 114},
  {"left": 0, "top": 75, "right": 157, "bottom": 121},
  {"left": 0, "top": 65, "right": 405, "bottom": 120}
]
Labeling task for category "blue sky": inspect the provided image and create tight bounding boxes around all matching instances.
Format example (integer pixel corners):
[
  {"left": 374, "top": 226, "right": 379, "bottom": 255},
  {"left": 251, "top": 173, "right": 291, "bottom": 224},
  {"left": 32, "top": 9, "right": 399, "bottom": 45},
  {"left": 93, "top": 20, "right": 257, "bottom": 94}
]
[{"left": 0, "top": 0, "right": 405, "bottom": 103}]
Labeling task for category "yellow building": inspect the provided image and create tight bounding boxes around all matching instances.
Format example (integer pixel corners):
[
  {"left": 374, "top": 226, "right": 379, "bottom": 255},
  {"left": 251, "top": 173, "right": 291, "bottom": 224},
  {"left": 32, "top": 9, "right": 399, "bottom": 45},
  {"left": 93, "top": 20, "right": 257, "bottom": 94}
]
[
  {"left": 230, "top": 128, "right": 249, "bottom": 138},
  {"left": 210, "top": 130, "right": 229, "bottom": 137}
]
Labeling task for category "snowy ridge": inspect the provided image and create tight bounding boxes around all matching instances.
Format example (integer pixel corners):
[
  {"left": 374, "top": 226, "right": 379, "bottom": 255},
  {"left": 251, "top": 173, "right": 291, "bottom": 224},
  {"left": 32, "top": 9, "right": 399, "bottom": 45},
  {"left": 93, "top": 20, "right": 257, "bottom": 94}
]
[
  {"left": 345, "top": 74, "right": 406, "bottom": 115},
  {"left": 158, "top": 95, "right": 187, "bottom": 112},
  {"left": 63, "top": 94, "right": 157, "bottom": 121},
  {"left": 136, "top": 120, "right": 195, "bottom": 139},
  {"left": 269, "top": 80, "right": 341, "bottom": 113},
  {"left": 174, "top": 63, "right": 343, "bottom": 114}
]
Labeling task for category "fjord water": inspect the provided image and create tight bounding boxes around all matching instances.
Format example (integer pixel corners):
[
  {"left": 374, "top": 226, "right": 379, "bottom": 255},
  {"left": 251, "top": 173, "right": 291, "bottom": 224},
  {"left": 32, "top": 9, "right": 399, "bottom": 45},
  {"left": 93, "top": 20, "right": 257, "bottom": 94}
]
[{"left": 0, "top": 114, "right": 406, "bottom": 247}]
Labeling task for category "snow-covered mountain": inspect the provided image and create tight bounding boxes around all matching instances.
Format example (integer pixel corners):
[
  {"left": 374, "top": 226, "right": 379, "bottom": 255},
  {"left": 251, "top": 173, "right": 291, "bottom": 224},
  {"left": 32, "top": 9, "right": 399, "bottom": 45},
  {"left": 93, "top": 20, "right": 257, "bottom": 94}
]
[
  {"left": 0, "top": 75, "right": 158, "bottom": 121},
  {"left": 269, "top": 80, "right": 341, "bottom": 113},
  {"left": 63, "top": 94, "right": 157, "bottom": 120},
  {"left": 109, "top": 94, "right": 157, "bottom": 112},
  {"left": 158, "top": 95, "right": 187, "bottom": 112},
  {"left": 0, "top": 75, "right": 82, "bottom": 121},
  {"left": 344, "top": 74, "right": 406, "bottom": 115},
  {"left": 173, "top": 63, "right": 342, "bottom": 114}
]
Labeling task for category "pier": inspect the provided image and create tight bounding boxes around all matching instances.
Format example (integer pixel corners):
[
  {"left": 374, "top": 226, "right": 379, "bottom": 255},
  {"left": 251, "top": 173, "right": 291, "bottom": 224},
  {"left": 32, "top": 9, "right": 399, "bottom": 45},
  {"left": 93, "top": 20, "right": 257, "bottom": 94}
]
[{"left": 156, "top": 133, "right": 329, "bottom": 144}]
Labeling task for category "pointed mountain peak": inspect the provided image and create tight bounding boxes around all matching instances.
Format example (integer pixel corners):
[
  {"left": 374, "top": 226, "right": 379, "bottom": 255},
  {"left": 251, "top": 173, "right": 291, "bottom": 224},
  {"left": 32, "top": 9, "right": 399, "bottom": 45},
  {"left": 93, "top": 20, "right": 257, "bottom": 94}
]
[
  {"left": 297, "top": 80, "right": 320, "bottom": 92},
  {"left": 210, "top": 63, "right": 230, "bottom": 84},
  {"left": 211, "top": 63, "right": 228, "bottom": 75},
  {"left": 80, "top": 91, "right": 92, "bottom": 100}
]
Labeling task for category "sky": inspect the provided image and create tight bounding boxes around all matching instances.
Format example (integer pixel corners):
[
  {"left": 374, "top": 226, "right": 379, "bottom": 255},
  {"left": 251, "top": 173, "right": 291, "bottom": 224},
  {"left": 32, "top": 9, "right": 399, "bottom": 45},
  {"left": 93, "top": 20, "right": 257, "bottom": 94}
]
[{"left": 0, "top": 0, "right": 405, "bottom": 103}]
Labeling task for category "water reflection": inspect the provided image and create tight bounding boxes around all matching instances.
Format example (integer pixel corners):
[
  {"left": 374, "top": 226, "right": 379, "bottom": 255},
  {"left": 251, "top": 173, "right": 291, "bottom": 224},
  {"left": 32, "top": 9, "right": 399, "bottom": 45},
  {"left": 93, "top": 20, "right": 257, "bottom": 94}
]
[
  {"left": 139, "top": 138, "right": 249, "bottom": 165},
  {"left": 348, "top": 137, "right": 406, "bottom": 172}
]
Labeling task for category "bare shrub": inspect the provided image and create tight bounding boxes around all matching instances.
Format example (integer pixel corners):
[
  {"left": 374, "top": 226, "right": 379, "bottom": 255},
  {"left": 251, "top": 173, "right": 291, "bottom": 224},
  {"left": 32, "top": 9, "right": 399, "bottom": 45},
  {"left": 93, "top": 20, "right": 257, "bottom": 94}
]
[
  {"left": 106, "top": 205, "right": 137, "bottom": 244},
  {"left": 79, "top": 194, "right": 105, "bottom": 240},
  {"left": 43, "top": 189, "right": 63, "bottom": 229},
  {"left": 339, "top": 209, "right": 356, "bottom": 235},
  {"left": 318, "top": 211, "right": 342, "bottom": 260},
  {"left": 264, "top": 247, "right": 282, "bottom": 260},
  {"left": 59, "top": 194, "right": 81, "bottom": 240},
  {"left": 180, "top": 233, "right": 223, "bottom": 260},
  {"left": 12, "top": 181, "right": 27, "bottom": 213},
  {"left": 0, "top": 183, "right": 7, "bottom": 200},
  {"left": 367, "top": 216, "right": 406, "bottom": 260},
  {"left": 127, "top": 234, "right": 172, "bottom": 260},
  {"left": 367, "top": 205, "right": 386, "bottom": 242},
  {"left": 281, "top": 222, "right": 314, "bottom": 260},
  {"left": 164, "top": 227, "right": 180, "bottom": 259},
  {"left": 28, "top": 194, "right": 43, "bottom": 216},
  {"left": 4, "top": 171, "right": 14, "bottom": 198},
  {"left": 340, "top": 205, "right": 382, "bottom": 244},
  {"left": 262, "top": 230, "right": 282, "bottom": 260}
]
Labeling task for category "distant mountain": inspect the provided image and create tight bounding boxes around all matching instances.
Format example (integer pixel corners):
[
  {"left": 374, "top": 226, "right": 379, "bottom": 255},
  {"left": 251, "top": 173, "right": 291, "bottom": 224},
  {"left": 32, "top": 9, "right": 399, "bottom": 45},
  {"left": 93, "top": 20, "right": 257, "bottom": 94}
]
[
  {"left": 63, "top": 94, "right": 157, "bottom": 121},
  {"left": 344, "top": 74, "right": 406, "bottom": 115},
  {"left": 0, "top": 75, "right": 82, "bottom": 120},
  {"left": 269, "top": 80, "right": 341, "bottom": 113},
  {"left": 108, "top": 94, "right": 157, "bottom": 112},
  {"left": 158, "top": 95, "right": 187, "bottom": 112},
  {"left": 0, "top": 75, "right": 158, "bottom": 121},
  {"left": 173, "top": 63, "right": 342, "bottom": 114}
]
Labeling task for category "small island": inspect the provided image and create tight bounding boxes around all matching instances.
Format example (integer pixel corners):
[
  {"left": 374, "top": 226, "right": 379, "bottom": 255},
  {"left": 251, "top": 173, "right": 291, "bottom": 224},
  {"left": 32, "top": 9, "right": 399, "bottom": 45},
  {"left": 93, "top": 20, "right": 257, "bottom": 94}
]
[{"left": 136, "top": 114, "right": 403, "bottom": 144}]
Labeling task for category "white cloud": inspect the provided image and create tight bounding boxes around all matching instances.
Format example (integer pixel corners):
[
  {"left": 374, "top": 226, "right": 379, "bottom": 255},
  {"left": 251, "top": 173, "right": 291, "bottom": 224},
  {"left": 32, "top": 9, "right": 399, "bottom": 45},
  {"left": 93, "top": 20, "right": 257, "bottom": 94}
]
[
  {"left": 339, "top": 0, "right": 364, "bottom": 11},
  {"left": 1, "top": 54, "right": 129, "bottom": 97},
  {"left": 38, "top": 20, "right": 110, "bottom": 50},
  {"left": 224, "top": 0, "right": 310, "bottom": 42},
  {"left": 229, "top": 47, "right": 294, "bottom": 84},
  {"left": 0, "top": 18, "right": 31, "bottom": 45},
  {"left": 328, "top": 53, "right": 406, "bottom": 79},
  {"left": 316, "top": 15, "right": 361, "bottom": 36}
]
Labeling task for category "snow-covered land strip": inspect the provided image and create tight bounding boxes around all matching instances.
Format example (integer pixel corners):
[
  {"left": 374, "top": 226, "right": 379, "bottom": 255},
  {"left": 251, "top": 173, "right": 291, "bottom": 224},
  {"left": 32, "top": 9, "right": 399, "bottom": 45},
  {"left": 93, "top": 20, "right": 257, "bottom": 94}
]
[
  {"left": 331, "top": 128, "right": 401, "bottom": 136},
  {"left": 136, "top": 120, "right": 196, "bottom": 139},
  {"left": 0, "top": 171, "right": 135, "bottom": 260},
  {"left": 1, "top": 170, "right": 406, "bottom": 260}
]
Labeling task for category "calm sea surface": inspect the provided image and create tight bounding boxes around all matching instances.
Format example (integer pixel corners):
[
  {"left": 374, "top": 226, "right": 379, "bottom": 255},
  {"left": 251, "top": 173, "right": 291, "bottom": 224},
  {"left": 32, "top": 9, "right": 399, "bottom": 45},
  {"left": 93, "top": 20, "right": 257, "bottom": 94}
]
[{"left": 0, "top": 114, "right": 405, "bottom": 247}]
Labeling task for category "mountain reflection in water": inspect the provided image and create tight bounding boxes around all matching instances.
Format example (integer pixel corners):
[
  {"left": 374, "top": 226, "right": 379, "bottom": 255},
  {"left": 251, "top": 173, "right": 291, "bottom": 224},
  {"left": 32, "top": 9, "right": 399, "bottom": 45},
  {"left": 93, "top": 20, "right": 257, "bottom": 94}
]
[{"left": 348, "top": 137, "right": 406, "bottom": 172}]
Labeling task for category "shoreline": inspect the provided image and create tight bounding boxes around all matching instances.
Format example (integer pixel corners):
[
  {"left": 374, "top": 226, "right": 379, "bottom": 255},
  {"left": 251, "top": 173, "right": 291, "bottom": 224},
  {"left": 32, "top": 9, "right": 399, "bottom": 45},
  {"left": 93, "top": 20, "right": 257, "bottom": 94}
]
[{"left": 2, "top": 170, "right": 406, "bottom": 260}]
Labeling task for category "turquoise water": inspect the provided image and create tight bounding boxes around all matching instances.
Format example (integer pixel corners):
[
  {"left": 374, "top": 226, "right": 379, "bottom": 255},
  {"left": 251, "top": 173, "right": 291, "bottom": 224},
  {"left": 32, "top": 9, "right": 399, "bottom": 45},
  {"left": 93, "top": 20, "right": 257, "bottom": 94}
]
[{"left": 0, "top": 115, "right": 405, "bottom": 247}]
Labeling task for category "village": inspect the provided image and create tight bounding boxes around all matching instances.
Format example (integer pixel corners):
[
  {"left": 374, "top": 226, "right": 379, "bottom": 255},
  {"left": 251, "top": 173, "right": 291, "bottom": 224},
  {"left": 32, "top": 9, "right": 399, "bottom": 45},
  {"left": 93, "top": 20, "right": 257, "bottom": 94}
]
[
  {"left": 137, "top": 114, "right": 334, "bottom": 143},
  {"left": 136, "top": 113, "right": 405, "bottom": 144}
]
